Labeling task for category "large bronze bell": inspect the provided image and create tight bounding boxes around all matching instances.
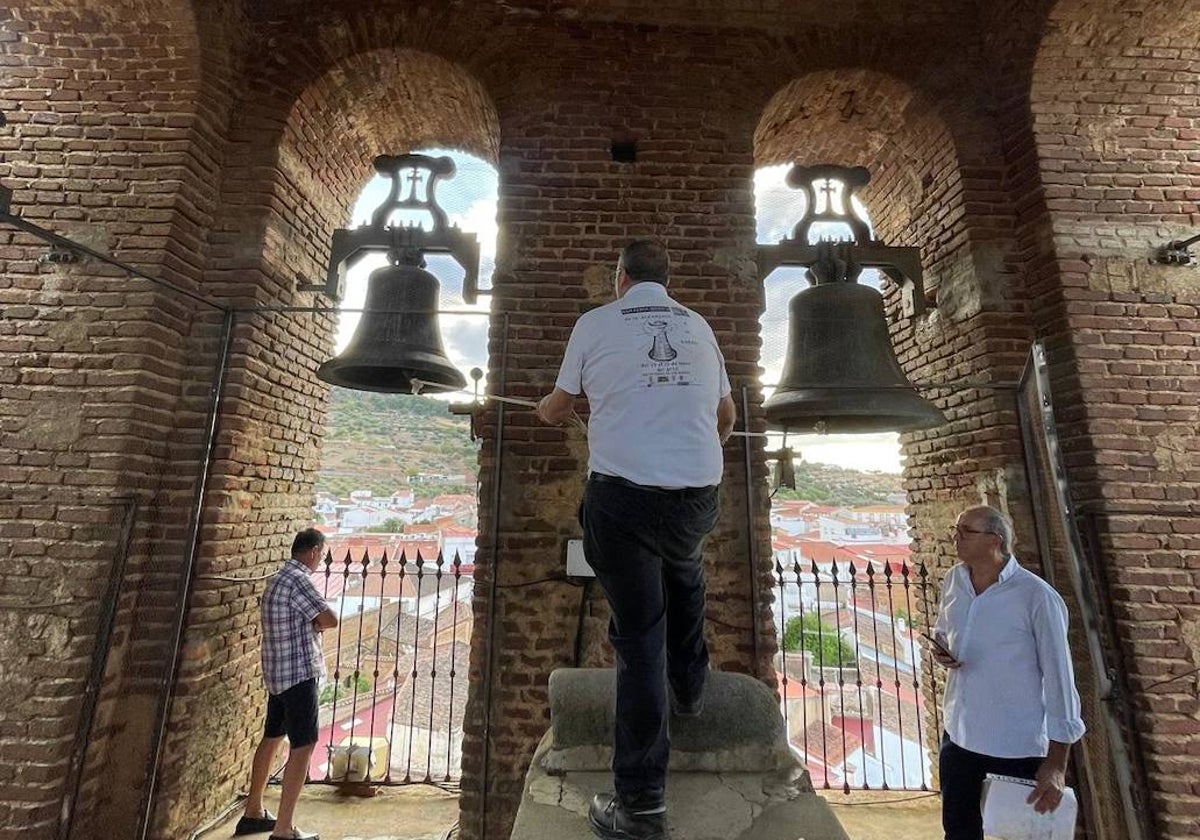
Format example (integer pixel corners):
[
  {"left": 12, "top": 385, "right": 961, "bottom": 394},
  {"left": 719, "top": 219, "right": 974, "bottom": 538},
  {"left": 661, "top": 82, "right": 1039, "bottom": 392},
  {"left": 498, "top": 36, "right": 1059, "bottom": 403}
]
[
  {"left": 317, "top": 257, "right": 465, "bottom": 394},
  {"left": 764, "top": 246, "right": 945, "bottom": 434}
]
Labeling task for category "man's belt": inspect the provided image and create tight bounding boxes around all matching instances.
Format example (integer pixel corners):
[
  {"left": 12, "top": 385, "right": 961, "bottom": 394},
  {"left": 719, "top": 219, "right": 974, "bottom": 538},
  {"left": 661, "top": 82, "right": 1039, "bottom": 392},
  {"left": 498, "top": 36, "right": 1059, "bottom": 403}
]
[{"left": 588, "top": 472, "right": 714, "bottom": 495}]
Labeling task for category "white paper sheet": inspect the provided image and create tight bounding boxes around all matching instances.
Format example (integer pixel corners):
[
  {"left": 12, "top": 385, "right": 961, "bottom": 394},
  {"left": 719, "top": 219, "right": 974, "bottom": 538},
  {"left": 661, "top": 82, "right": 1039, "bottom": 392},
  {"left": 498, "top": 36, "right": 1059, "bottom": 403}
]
[{"left": 981, "top": 773, "right": 1077, "bottom": 840}]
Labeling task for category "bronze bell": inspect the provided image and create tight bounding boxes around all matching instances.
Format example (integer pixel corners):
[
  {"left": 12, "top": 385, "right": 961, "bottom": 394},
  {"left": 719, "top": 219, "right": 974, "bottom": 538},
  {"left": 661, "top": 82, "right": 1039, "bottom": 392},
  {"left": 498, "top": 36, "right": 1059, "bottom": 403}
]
[
  {"left": 764, "top": 245, "right": 945, "bottom": 434},
  {"left": 317, "top": 257, "right": 466, "bottom": 394}
]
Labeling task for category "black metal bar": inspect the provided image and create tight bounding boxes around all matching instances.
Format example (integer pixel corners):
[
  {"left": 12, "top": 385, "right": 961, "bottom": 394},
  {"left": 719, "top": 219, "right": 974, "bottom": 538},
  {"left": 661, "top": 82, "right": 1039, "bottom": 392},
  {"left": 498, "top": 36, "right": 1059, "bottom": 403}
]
[
  {"left": 366, "top": 551, "right": 389, "bottom": 780},
  {"left": 0, "top": 211, "right": 227, "bottom": 313},
  {"left": 346, "top": 555, "right": 371, "bottom": 750},
  {"left": 479, "top": 312, "right": 509, "bottom": 840},
  {"left": 445, "top": 554, "right": 463, "bottom": 781},
  {"left": 234, "top": 305, "right": 492, "bottom": 316},
  {"left": 775, "top": 560, "right": 790, "bottom": 738},
  {"left": 404, "top": 553, "right": 426, "bottom": 782},
  {"left": 828, "top": 560, "right": 850, "bottom": 792},
  {"left": 425, "top": 553, "right": 445, "bottom": 782},
  {"left": 864, "top": 563, "right": 890, "bottom": 791},
  {"left": 847, "top": 562, "right": 869, "bottom": 791},
  {"left": 740, "top": 385, "right": 761, "bottom": 676},
  {"left": 59, "top": 497, "right": 138, "bottom": 840},
  {"left": 385, "top": 554, "right": 408, "bottom": 784},
  {"left": 791, "top": 557, "right": 814, "bottom": 784},
  {"left": 917, "top": 561, "right": 942, "bottom": 756},
  {"left": 325, "top": 550, "right": 354, "bottom": 782},
  {"left": 809, "top": 559, "right": 830, "bottom": 789},
  {"left": 138, "top": 307, "right": 235, "bottom": 840},
  {"left": 899, "top": 562, "right": 924, "bottom": 790}
]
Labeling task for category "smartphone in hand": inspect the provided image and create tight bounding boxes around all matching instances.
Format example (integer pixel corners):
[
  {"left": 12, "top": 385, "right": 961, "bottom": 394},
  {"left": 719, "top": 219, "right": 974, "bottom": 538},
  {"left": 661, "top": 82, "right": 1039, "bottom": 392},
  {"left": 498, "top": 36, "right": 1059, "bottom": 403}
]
[{"left": 921, "top": 631, "right": 956, "bottom": 662}]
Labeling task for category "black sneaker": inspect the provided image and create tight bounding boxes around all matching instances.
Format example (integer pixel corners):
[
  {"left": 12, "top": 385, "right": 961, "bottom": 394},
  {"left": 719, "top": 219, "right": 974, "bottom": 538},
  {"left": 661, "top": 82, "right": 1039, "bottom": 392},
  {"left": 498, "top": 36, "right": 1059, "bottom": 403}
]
[
  {"left": 233, "top": 809, "right": 276, "bottom": 835},
  {"left": 588, "top": 793, "right": 666, "bottom": 840},
  {"left": 669, "top": 685, "right": 704, "bottom": 718}
]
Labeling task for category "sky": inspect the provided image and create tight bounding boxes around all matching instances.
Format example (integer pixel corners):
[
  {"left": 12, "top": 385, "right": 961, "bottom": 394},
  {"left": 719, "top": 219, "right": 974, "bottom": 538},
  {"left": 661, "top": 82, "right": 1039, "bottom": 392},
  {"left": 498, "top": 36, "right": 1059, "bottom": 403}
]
[{"left": 333, "top": 153, "right": 903, "bottom": 474}]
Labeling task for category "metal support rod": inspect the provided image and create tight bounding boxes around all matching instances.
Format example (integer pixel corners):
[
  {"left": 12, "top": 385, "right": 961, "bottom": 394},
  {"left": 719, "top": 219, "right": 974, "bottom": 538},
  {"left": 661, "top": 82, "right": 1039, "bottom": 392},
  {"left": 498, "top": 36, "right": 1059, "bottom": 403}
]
[
  {"left": 235, "top": 305, "right": 490, "bottom": 316},
  {"left": 739, "top": 386, "right": 762, "bottom": 677},
  {"left": 0, "top": 211, "right": 227, "bottom": 313},
  {"left": 138, "top": 309, "right": 237, "bottom": 840},
  {"left": 58, "top": 497, "right": 139, "bottom": 840},
  {"left": 478, "top": 312, "right": 509, "bottom": 840}
]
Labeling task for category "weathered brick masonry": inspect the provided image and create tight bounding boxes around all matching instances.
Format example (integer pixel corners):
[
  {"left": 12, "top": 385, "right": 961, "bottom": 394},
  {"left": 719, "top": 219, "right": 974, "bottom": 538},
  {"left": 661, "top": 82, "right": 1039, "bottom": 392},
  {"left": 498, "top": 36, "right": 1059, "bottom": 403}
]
[{"left": 0, "top": 2, "right": 1196, "bottom": 840}]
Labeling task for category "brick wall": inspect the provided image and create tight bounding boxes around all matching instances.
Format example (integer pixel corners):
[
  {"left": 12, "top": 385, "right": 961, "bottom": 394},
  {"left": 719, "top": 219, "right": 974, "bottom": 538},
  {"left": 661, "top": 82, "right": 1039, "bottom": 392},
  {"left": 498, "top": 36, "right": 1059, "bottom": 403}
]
[
  {"left": 1, "top": 2, "right": 1197, "bottom": 840},
  {"left": 0, "top": 2, "right": 226, "bottom": 836},
  {"left": 1023, "top": 2, "right": 1200, "bottom": 837}
]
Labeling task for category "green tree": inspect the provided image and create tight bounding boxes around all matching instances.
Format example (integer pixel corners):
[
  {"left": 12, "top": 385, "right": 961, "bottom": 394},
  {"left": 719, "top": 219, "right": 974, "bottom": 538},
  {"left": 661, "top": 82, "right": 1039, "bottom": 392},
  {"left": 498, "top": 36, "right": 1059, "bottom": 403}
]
[
  {"left": 320, "top": 673, "right": 374, "bottom": 705},
  {"left": 782, "top": 613, "right": 856, "bottom": 666},
  {"left": 366, "top": 518, "right": 406, "bottom": 533}
]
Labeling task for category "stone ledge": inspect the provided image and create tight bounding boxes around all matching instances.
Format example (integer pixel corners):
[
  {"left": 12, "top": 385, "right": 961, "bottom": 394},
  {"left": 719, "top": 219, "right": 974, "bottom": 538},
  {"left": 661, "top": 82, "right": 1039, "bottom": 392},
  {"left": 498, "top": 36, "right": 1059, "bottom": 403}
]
[{"left": 545, "top": 668, "right": 796, "bottom": 774}]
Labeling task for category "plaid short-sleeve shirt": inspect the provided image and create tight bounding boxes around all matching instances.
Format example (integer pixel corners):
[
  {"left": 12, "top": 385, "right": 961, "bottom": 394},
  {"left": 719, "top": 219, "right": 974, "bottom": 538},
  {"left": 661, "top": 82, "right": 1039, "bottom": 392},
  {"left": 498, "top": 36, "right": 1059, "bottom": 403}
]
[{"left": 261, "top": 557, "right": 329, "bottom": 696}]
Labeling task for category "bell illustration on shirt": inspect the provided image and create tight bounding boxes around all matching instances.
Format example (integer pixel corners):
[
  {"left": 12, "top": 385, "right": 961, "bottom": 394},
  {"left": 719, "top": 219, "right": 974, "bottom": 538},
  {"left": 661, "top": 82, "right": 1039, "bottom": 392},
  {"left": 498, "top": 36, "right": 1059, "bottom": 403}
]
[{"left": 647, "top": 320, "right": 677, "bottom": 362}]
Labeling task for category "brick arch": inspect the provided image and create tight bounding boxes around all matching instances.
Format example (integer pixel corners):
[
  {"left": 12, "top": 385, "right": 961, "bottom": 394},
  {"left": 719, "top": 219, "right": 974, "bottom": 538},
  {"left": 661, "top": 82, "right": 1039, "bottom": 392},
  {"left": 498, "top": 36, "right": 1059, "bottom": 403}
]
[
  {"left": 157, "top": 42, "right": 502, "bottom": 840},
  {"left": 753, "top": 66, "right": 1016, "bottom": 303},
  {"left": 755, "top": 69, "right": 962, "bottom": 260}
]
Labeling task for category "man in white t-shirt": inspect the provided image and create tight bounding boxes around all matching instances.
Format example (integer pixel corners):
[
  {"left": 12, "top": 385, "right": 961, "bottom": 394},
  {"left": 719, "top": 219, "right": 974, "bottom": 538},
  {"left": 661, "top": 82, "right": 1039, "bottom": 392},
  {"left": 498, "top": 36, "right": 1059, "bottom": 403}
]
[{"left": 538, "top": 239, "right": 736, "bottom": 840}]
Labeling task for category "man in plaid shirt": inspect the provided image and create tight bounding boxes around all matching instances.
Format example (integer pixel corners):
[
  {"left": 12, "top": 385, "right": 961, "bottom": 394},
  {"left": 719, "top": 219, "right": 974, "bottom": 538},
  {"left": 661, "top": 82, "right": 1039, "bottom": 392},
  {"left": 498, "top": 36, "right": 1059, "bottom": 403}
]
[{"left": 235, "top": 528, "right": 337, "bottom": 840}]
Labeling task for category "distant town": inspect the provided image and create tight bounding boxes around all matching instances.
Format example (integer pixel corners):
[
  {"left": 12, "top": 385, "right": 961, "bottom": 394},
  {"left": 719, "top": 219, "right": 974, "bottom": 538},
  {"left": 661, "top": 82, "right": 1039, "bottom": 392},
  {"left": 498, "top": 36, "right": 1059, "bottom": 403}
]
[{"left": 302, "top": 474, "right": 932, "bottom": 789}]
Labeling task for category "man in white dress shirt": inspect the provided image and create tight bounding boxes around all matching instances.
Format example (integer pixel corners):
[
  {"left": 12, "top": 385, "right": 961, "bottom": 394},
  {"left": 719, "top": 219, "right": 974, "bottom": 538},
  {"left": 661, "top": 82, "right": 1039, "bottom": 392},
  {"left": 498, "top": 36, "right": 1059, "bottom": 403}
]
[
  {"left": 538, "top": 239, "right": 736, "bottom": 840},
  {"left": 930, "top": 505, "right": 1086, "bottom": 840}
]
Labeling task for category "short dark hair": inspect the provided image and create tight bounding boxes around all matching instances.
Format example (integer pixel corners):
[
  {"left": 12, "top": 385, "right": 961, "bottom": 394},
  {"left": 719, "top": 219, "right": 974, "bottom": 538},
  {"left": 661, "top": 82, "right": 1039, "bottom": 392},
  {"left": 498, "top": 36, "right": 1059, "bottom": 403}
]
[
  {"left": 620, "top": 239, "right": 670, "bottom": 285},
  {"left": 292, "top": 527, "right": 326, "bottom": 556}
]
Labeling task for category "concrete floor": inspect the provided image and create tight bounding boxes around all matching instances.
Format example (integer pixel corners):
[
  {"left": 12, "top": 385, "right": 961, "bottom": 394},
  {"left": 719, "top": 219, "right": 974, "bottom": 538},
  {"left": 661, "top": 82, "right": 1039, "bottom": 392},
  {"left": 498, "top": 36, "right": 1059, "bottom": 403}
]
[
  {"left": 818, "top": 789, "right": 943, "bottom": 840},
  {"left": 202, "top": 784, "right": 941, "bottom": 840},
  {"left": 202, "top": 784, "right": 459, "bottom": 840}
]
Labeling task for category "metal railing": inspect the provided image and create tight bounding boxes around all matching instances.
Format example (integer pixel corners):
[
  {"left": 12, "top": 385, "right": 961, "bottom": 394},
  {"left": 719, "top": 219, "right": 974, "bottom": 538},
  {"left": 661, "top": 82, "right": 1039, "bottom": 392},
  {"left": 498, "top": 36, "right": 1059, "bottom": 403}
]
[
  {"left": 305, "top": 547, "right": 472, "bottom": 786},
  {"left": 773, "top": 555, "right": 941, "bottom": 792}
]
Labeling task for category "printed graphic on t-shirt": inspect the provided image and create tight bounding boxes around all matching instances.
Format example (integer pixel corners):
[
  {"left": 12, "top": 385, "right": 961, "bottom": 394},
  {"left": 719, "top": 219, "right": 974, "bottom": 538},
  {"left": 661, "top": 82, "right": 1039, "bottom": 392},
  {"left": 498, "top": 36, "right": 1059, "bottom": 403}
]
[{"left": 619, "top": 303, "right": 702, "bottom": 388}]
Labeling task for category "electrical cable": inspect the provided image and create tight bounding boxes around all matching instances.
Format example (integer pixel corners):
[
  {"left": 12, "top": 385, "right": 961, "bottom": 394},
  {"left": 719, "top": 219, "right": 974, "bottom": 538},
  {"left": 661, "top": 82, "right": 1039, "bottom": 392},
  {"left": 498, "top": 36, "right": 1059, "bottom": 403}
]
[
  {"left": 494, "top": 574, "right": 579, "bottom": 589},
  {"left": 195, "top": 571, "right": 276, "bottom": 583},
  {"left": 0, "top": 599, "right": 74, "bottom": 610},
  {"left": 572, "top": 578, "right": 595, "bottom": 667},
  {"left": 1140, "top": 666, "right": 1200, "bottom": 692}
]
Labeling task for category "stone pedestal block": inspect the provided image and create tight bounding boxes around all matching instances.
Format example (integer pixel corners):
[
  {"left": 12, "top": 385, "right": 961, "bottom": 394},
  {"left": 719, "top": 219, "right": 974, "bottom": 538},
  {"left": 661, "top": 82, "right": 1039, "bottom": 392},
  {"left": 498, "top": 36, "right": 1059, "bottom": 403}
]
[{"left": 510, "top": 668, "right": 849, "bottom": 840}]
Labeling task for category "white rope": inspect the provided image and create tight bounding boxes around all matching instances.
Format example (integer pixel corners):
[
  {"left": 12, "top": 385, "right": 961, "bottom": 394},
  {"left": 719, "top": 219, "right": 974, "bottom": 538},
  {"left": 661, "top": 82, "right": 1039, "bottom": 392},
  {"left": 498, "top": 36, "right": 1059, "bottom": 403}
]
[{"left": 409, "top": 378, "right": 772, "bottom": 441}]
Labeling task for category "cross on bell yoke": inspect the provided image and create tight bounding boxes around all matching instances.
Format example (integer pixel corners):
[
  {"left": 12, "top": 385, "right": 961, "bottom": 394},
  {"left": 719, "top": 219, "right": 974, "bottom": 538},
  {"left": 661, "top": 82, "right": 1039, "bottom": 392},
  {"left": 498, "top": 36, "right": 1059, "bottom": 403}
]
[
  {"left": 315, "top": 153, "right": 481, "bottom": 394},
  {"left": 318, "top": 157, "right": 944, "bottom": 435}
]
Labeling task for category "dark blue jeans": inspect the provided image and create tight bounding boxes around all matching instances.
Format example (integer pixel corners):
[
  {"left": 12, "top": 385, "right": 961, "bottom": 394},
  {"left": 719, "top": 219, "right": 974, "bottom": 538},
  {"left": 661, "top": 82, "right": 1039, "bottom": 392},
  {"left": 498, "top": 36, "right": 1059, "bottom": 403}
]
[
  {"left": 939, "top": 732, "right": 1043, "bottom": 840},
  {"left": 580, "top": 476, "right": 719, "bottom": 808}
]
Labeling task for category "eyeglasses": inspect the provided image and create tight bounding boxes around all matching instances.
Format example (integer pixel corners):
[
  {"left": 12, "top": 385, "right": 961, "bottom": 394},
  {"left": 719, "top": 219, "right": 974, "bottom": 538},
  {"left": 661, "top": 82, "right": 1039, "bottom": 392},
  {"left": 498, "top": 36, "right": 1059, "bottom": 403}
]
[{"left": 950, "top": 524, "right": 995, "bottom": 539}]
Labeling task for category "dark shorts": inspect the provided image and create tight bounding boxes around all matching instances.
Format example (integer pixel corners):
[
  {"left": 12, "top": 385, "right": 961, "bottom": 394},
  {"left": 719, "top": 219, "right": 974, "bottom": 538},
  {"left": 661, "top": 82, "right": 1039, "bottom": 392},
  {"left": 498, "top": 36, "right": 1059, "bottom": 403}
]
[{"left": 264, "top": 678, "right": 319, "bottom": 748}]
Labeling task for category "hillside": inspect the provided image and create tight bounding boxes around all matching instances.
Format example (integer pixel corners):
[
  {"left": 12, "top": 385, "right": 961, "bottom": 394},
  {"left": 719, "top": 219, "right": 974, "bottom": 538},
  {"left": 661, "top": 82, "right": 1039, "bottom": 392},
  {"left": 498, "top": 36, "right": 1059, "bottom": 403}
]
[
  {"left": 316, "top": 389, "right": 905, "bottom": 506},
  {"left": 316, "top": 388, "right": 478, "bottom": 497},
  {"left": 772, "top": 459, "right": 904, "bottom": 507}
]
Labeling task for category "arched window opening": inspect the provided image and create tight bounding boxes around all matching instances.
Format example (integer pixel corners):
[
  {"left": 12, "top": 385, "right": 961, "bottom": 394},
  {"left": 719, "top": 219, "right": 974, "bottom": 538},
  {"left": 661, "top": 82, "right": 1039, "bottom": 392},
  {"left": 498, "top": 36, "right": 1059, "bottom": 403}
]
[
  {"left": 756, "top": 163, "right": 931, "bottom": 794},
  {"left": 308, "top": 147, "right": 498, "bottom": 786}
]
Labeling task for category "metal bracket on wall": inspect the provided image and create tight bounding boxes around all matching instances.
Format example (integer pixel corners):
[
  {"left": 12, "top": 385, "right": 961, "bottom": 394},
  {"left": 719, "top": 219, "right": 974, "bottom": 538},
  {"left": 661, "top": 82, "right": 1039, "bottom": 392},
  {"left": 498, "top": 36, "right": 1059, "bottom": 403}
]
[
  {"left": 299, "top": 153, "right": 484, "bottom": 303},
  {"left": 1153, "top": 231, "right": 1200, "bottom": 265}
]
